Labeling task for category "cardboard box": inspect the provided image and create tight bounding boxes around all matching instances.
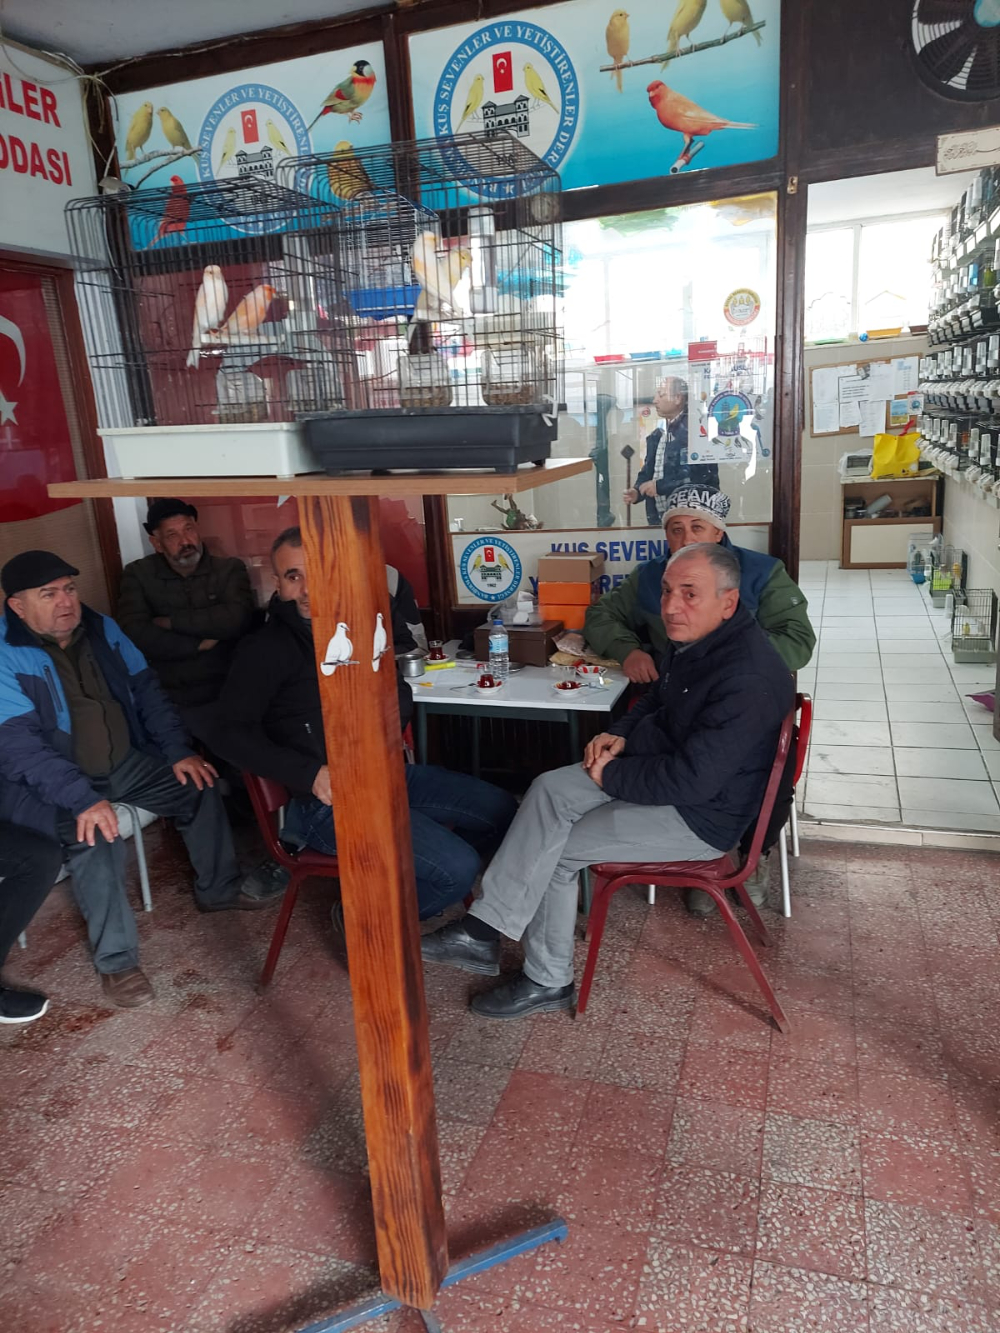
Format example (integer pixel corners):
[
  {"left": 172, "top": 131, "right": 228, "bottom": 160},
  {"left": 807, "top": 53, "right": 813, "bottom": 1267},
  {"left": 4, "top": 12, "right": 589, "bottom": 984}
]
[
  {"left": 537, "top": 580, "right": 600, "bottom": 606},
  {"left": 540, "top": 603, "right": 586, "bottom": 631},
  {"left": 473, "top": 619, "right": 564, "bottom": 667},
  {"left": 536, "top": 551, "right": 605, "bottom": 582}
]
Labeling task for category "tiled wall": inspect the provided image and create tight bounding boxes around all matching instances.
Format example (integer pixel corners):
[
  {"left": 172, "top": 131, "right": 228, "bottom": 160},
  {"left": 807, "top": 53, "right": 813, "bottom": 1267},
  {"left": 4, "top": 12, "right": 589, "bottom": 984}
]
[{"left": 942, "top": 481, "right": 1000, "bottom": 605}]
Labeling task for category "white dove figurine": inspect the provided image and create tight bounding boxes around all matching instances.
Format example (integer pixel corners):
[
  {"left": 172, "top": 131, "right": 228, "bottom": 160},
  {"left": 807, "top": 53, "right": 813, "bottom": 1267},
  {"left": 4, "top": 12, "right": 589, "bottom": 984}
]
[
  {"left": 371, "top": 612, "right": 388, "bottom": 671},
  {"left": 185, "top": 265, "right": 228, "bottom": 369},
  {"left": 321, "top": 622, "right": 354, "bottom": 675}
]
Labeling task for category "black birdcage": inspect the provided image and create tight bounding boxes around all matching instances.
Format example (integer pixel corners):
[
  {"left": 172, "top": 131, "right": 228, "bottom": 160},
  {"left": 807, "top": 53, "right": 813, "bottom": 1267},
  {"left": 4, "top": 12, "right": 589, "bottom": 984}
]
[
  {"left": 65, "top": 177, "right": 343, "bottom": 476},
  {"left": 278, "top": 132, "right": 563, "bottom": 473}
]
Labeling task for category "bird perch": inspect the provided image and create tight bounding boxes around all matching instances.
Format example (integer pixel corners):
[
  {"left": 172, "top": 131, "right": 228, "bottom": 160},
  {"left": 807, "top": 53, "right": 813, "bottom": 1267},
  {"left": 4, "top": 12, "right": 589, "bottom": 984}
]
[
  {"left": 598, "top": 20, "right": 765, "bottom": 74},
  {"left": 123, "top": 147, "right": 203, "bottom": 190}
]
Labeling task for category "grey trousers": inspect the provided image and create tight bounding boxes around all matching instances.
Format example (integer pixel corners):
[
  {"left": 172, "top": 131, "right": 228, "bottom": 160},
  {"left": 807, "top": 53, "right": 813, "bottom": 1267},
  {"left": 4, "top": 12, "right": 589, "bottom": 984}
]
[
  {"left": 472, "top": 762, "right": 722, "bottom": 988},
  {"left": 57, "top": 749, "right": 242, "bottom": 974}
]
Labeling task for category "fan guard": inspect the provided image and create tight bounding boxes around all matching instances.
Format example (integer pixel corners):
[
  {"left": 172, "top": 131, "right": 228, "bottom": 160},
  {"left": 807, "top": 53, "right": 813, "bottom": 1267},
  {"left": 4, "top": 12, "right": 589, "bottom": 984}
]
[{"left": 911, "top": 0, "right": 1000, "bottom": 100}]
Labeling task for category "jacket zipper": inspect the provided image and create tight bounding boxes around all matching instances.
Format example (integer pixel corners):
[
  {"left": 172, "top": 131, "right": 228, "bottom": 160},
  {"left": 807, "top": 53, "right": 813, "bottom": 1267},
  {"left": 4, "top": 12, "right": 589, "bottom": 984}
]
[{"left": 42, "top": 663, "right": 62, "bottom": 717}]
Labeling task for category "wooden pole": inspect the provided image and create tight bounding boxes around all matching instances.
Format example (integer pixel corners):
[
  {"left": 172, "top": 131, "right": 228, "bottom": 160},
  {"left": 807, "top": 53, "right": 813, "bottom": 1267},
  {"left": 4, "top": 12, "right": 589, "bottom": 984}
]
[{"left": 299, "top": 493, "right": 448, "bottom": 1311}]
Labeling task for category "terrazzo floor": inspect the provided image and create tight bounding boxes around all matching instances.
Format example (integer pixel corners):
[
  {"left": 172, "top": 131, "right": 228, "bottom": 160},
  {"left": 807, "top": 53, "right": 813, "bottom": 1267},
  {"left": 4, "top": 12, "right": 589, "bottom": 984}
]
[{"left": 2, "top": 827, "right": 999, "bottom": 1332}]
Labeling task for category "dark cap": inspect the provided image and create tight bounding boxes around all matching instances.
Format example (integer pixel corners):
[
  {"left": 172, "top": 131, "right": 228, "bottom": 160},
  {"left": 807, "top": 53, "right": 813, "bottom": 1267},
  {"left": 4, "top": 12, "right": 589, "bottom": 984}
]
[
  {"left": 2, "top": 550, "right": 80, "bottom": 598},
  {"left": 144, "top": 498, "right": 198, "bottom": 534}
]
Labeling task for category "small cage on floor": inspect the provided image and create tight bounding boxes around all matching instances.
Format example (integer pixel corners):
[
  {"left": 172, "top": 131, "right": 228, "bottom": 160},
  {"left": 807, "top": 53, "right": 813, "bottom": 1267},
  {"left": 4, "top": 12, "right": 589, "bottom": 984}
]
[
  {"left": 951, "top": 589, "right": 998, "bottom": 665},
  {"left": 279, "top": 132, "right": 563, "bottom": 473},
  {"left": 65, "top": 178, "right": 343, "bottom": 476}
]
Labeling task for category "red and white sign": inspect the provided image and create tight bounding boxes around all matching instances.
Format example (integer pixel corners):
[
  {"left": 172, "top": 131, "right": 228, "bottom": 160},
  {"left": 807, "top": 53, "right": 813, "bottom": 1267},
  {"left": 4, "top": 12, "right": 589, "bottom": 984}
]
[
  {"left": 241, "top": 108, "right": 260, "bottom": 143},
  {"left": 492, "top": 51, "right": 514, "bottom": 94},
  {"left": 688, "top": 340, "right": 718, "bottom": 363},
  {"left": 0, "top": 41, "right": 97, "bottom": 257}
]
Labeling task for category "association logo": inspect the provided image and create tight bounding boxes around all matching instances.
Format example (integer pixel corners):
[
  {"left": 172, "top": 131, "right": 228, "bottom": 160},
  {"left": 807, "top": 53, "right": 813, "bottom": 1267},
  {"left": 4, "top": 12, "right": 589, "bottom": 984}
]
[
  {"left": 723, "top": 288, "right": 761, "bottom": 327},
  {"left": 433, "top": 22, "right": 579, "bottom": 198},
  {"left": 198, "top": 83, "right": 311, "bottom": 233},
  {"left": 708, "top": 390, "right": 754, "bottom": 438},
  {"left": 459, "top": 536, "right": 522, "bottom": 602}
]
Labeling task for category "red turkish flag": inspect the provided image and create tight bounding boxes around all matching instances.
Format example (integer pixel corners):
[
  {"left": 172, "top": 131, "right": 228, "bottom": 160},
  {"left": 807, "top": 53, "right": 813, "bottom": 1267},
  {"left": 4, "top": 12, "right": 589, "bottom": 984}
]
[
  {"left": 241, "top": 109, "right": 259, "bottom": 143},
  {"left": 484, "top": 546, "right": 496, "bottom": 563},
  {"left": 492, "top": 52, "right": 513, "bottom": 94}
]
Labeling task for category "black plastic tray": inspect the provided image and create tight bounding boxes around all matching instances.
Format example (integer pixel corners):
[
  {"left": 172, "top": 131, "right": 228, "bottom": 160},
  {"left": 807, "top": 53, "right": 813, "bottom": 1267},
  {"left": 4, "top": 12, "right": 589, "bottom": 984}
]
[{"left": 299, "top": 407, "right": 556, "bottom": 474}]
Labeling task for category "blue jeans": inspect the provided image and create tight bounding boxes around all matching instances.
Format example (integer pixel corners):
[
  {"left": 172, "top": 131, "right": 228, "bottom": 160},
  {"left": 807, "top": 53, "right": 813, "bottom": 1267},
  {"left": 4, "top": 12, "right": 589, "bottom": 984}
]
[{"left": 282, "top": 764, "right": 518, "bottom": 920}]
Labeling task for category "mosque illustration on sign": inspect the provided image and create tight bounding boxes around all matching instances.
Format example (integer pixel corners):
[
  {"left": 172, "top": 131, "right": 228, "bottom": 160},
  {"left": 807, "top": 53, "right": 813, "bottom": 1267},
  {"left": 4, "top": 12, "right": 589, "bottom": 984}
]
[{"left": 481, "top": 94, "right": 531, "bottom": 138}]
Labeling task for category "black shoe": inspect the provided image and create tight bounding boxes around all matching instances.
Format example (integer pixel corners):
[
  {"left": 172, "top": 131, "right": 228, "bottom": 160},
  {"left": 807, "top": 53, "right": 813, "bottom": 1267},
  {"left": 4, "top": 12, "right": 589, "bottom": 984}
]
[
  {"left": 0, "top": 984, "right": 49, "bottom": 1024},
  {"left": 197, "top": 890, "right": 281, "bottom": 913},
  {"left": 420, "top": 919, "right": 500, "bottom": 976},
  {"left": 240, "top": 860, "right": 290, "bottom": 901},
  {"left": 470, "top": 972, "right": 575, "bottom": 1020}
]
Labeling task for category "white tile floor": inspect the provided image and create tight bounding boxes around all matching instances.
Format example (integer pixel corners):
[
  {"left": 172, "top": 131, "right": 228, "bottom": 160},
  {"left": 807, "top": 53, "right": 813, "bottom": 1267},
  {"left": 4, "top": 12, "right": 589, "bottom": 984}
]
[{"left": 797, "top": 561, "right": 1000, "bottom": 832}]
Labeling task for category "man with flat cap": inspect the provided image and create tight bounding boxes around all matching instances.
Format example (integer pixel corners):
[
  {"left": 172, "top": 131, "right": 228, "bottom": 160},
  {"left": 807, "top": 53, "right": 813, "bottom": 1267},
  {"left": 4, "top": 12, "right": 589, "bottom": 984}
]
[
  {"left": 117, "top": 498, "right": 255, "bottom": 741},
  {"left": 0, "top": 551, "right": 276, "bottom": 1009}
]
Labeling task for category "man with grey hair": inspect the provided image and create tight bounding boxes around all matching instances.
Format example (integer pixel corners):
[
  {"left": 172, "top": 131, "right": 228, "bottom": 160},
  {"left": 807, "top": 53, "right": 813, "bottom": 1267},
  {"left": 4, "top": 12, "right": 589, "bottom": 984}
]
[{"left": 420, "top": 542, "right": 794, "bottom": 1020}]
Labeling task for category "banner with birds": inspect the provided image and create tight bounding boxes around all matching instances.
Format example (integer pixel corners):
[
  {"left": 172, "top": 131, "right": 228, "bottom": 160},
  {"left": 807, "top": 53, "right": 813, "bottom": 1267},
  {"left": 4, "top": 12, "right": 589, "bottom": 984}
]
[
  {"left": 113, "top": 45, "right": 390, "bottom": 239},
  {"left": 408, "top": 0, "right": 778, "bottom": 191}
]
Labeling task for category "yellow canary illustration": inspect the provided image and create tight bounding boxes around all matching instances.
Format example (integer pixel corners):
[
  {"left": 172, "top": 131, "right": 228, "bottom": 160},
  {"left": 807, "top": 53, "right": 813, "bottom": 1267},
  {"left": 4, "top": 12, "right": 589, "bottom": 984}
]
[
  {"left": 720, "top": 0, "right": 762, "bottom": 44},
  {"left": 457, "top": 74, "right": 484, "bottom": 130},
  {"left": 524, "top": 63, "right": 558, "bottom": 112},
  {"left": 666, "top": 0, "right": 707, "bottom": 57},
  {"left": 472, "top": 553, "right": 483, "bottom": 570},
  {"left": 326, "top": 141, "right": 373, "bottom": 201},
  {"left": 217, "top": 126, "right": 236, "bottom": 172},
  {"left": 124, "top": 101, "right": 153, "bottom": 161},
  {"left": 497, "top": 553, "right": 512, "bottom": 572},
  {"left": 266, "top": 119, "right": 292, "bottom": 156},
  {"left": 411, "top": 231, "right": 472, "bottom": 320},
  {"left": 158, "top": 107, "right": 193, "bottom": 151},
  {"left": 606, "top": 11, "right": 630, "bottom": 94}
]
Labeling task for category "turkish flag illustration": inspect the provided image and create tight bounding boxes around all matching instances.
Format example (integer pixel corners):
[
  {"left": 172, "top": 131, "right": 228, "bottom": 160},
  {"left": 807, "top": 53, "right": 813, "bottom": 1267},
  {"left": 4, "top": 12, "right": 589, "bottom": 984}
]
[
  {"left": 492, "top": 52, "right": 514, "bottom": 94},
  {"left": 241, "top": 109, "right": 259, "bottom": 143},
  {"left": 484, "top": 546, "right": 496, "bottom": 563}
]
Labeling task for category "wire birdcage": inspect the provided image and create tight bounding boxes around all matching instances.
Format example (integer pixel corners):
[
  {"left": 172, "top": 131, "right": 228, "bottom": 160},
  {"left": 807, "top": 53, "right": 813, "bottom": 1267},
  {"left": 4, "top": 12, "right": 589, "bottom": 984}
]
[
  {"left": 65, "top": 178, "right": 344, "bottom": 476},
  {"left": 952, "top": 589, "right": 998, "bottom": 665},
  {"left": 278, "top": 133, "right": 563, "bottom": 473}
]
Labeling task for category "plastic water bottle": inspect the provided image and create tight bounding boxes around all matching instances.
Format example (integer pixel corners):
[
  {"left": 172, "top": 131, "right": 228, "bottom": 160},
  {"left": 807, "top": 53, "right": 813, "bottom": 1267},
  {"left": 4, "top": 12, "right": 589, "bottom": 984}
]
[{"left": 488, "top": 613, "right": 509, "bottom": 682}]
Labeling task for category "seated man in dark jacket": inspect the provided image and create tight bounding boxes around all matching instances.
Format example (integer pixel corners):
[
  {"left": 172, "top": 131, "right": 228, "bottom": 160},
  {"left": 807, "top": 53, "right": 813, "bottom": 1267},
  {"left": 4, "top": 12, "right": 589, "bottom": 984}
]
[
  {"left": 216, "top": 526, "right": 518, "bottom": 923},
  {"left": 117, "top": 499, "right": 255, "bottom": 742},
  {"left": 0, "top": 551, "right": 277, "bottom": 1010},
  {"left": 421, "top": 542, "right": 794, "bottom": 1020}
]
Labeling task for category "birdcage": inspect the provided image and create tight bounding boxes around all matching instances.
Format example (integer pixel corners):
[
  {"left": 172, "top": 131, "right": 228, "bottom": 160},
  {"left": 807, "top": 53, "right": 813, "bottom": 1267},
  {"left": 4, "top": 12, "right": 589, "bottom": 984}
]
[
  {"left": 930, "top": 545, "right": 966, "bottom": 607},
  {"left": 951, "top": 589, "right": 998, "bottom": 665},
  {"left": 65, "top": 178, "right": 345, "bottom": 477},
  {"left": 278, "top": 133, "right": 563, "bottom": 473}
]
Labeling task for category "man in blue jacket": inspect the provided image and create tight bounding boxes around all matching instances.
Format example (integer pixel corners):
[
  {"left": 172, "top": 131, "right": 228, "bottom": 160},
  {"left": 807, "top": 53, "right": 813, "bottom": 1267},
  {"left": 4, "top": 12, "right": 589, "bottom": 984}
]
[
  {"left": 0, "top": 551, "right": 277, "bottom": 1010},
  {"left": 420, "top": 542, "right": 794, "bottom": 1020}
]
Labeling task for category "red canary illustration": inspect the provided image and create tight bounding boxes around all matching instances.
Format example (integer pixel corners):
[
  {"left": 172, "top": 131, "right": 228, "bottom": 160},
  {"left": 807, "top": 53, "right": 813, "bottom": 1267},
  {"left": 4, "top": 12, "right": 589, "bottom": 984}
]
[
  {"left": 646, "top": 81, "right": 756, "bottom": 157},
  {"left": 307, "top": 60, "right": 377, "bottom": 131},
  {"left": 151, "top": 175, "right": 189, "bottom": 246}
]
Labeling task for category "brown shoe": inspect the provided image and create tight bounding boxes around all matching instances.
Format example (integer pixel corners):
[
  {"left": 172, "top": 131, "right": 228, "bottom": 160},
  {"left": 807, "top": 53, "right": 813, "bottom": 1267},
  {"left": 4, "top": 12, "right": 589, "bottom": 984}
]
[
  {"left": 100, "top": 967, "right": 154, "bottom": 1008},
  {"left": 197, "top": 891, "right": 282, "bottom": 914}
]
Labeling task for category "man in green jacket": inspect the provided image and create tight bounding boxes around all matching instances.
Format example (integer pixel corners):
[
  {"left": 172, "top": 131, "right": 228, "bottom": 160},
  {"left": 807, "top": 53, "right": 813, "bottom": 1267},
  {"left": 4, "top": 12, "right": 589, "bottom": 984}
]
[{"left": 584, "top": 484, "right": 815, "bottom": 683}]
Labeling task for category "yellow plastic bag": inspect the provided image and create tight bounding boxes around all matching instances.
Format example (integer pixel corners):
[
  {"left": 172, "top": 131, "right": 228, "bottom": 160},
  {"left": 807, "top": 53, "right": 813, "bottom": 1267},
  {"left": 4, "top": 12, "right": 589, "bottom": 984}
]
[{"left": 871, "top": 432, "right": 921, "bottom": 479}]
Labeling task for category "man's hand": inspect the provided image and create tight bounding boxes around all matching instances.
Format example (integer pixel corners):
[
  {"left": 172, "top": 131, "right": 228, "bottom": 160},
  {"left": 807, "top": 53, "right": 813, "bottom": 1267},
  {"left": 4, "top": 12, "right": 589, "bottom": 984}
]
[
  {"left": 198, "top": 639, "right": 219, "bottom": 651},
  {"left": 172, "top": 755, "right": 218, "bottom": 790},
  {"left": 638, "top": 480, "right": 657, "bottom": 498},
  {"left": 583, "top": 732, "right": 625, "bottom": 768},
  {"left": 312, "top": 765, "right": 332, "bottom": 806},
  {"left": 622, "top": 487, "right": 639, "bottom": 505},
  {"left": 622, "top": 649, "right": 659, "bottom": 684},
  {"left": 152, "top": 616, "right": 171, "bottom": 629},
  {"left": 76, "top": 800, "right": 119, "bottom": 847},
  {"left": 585, "top": 749, "right": 618, "bottom": 789}
]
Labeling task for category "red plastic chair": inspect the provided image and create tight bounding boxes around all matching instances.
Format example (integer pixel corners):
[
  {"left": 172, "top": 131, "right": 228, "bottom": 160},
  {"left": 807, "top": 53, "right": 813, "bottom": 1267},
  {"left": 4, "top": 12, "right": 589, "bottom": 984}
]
[
  {"left": 777, "top": 693, "right": 812, "bottom": 918},
  {"left": 243, "top": 772, "right": 341, "bottom": 987},
  {"left": 577, "top": 708, "right": 795, "bottom": 1033}
]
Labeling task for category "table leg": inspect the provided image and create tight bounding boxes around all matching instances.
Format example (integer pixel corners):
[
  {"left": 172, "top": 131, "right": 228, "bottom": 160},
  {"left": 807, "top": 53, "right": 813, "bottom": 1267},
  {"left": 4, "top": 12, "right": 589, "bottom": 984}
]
[
  {"left": 566, "top": 711, "right": 581, "bottom": 762},
  {"left": 300, "top": 495, "right": 447, "bottom": 1310},
  {"left": 416, "top": 705, "right": 428, "bottom": 765},
  {"left": 470, "top": 716, "right": 481, "bottom": 778}
]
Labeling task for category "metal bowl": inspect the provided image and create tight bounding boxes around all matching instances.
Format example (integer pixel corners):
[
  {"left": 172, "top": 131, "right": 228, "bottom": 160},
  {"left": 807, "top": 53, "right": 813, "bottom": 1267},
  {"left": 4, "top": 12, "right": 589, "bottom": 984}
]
[{"left": 399, "top": 651, "right": 426, "bottom": 679}]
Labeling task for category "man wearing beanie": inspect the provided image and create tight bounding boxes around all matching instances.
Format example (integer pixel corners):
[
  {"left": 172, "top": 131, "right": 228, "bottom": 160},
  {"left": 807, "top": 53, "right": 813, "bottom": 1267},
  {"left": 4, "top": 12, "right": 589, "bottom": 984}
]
[{"left": 0, "top": 551, "right": 276, "bottom": 1009}]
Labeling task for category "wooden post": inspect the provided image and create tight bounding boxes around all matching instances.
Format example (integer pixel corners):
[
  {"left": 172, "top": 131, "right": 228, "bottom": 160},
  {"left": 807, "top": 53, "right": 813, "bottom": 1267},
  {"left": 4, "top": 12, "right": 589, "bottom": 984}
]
[{"left": 299, "top": 493, "right": 447, "bottom": 1311}]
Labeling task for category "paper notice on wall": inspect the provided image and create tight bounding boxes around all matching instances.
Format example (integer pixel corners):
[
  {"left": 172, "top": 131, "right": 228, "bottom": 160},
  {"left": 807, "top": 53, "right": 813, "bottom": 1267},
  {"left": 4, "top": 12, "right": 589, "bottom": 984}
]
[
  {"left": 839, "top": 400, "right": 861, "bottom": 428},
  {"left": 812, "top": 366, "right": 842, "bottom": 406},
  {"left": 813, "top": 401, "right": 840, "bottom": 435},
  {"left": 888, "top": 394, "right": 923, "bottom": 428},
  {"left": 892, "top": 356, "right": 920, "bottom": 395},
  {"left": 858, "top": 399, "right": 886, "bottom": 436},
  {"left": 839, "top": 376, "right": 870, "bottom": 403},
  {"left": 867, "top": 361, "right": 894, "bottom": 400}
]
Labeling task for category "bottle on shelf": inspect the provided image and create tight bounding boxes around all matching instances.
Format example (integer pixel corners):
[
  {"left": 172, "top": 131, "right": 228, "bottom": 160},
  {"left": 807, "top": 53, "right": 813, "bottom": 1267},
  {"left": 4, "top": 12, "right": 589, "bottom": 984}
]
[{"left": 487, "top": 612, "right": 509, "bottom": 683}]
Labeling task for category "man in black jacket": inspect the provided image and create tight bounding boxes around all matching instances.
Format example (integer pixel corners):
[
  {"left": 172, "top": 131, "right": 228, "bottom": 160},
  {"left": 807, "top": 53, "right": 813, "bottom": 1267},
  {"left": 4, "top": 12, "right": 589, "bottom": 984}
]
[
  {"left": 421, "top": 542, "right": 794, "bottom": 1020},
  {"left": 624, "top": 378, "right": 719, "bottom": 526},
  {"left": 216, "top": 527, "right": 518, "bottom": 922}
]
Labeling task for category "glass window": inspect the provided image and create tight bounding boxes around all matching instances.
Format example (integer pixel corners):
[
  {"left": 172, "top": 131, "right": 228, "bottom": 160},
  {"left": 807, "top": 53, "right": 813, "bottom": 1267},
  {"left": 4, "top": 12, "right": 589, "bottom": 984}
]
[
  {"left": 857, "top": 215, "right": 943, "bottom": 334},
  {"left": 804, "top": 228, "right": 854, "bottom": 343}
]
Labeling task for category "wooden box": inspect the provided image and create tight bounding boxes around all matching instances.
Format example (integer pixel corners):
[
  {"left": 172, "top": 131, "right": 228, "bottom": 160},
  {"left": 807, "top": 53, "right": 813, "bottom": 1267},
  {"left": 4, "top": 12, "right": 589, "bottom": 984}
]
[
  {"left": 473, "top": 619, "right": 565, "bottom": 666},
  {"left": 536, "top": 551, "right": 606, "bottom": 581}
]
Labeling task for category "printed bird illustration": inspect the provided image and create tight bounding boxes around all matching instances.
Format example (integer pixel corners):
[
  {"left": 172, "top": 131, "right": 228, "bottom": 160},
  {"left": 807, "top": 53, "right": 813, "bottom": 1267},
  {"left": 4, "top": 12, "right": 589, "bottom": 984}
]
[
  {"left": 472, "top": 552, "right": 483, "bottom": 570},
  {"left": 371, "top": 613, "right": 388, "bottom": 671},
  {"left": 724, "top": 401, "right": 741, "bottom": 423},
  {"left": 523, "top": 63, "right": 558, "bottom": 112},
  {"left": 606, "top": 10, "right": 630, "bottom": 93},
  {"left": 665, "top": 0, "right": 707, "bottom": 58},
  {"left": 497, "top": 552, "right": 513, "bottom": 573},
  {"left": 457, "top": 74, "right": 484, "bottom": 130},
  {"left": 326, "top": 141, "right": 373, "bottom": 201},
  {"left": 266, "top": 120, "right": 292, "bottom": 156},
  {"left": 217, "top": 126, "right": 236, "bottom": 173},
  {"left": 150, "top": 176, "right": 189, "bottom": 247},
  {"left": 158, "top": 107, "right": 193, "bottom": 151},
  {"left": 186, "top": 265, "right": 228, "bottom": 369},
  {"left": 411, "top": 231, "right": 472, "bottom": 321},
  {"left": 720, "top": 0, "right": 762, "bottom": 44},
  {"left": 307, "top": 60, "right": 377, "bottom": 131},
  {"left": 213, "top": 283, "right": 278, "bottom": 344},
  {"left": 647, "top": 80, "right": 757, "bottom": 158},
  {"left": 321, "top": 623, "right": 354, "bottom": 675},
  {"left": 124, "top": 102, "right": 153, "bottom": 161}
]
